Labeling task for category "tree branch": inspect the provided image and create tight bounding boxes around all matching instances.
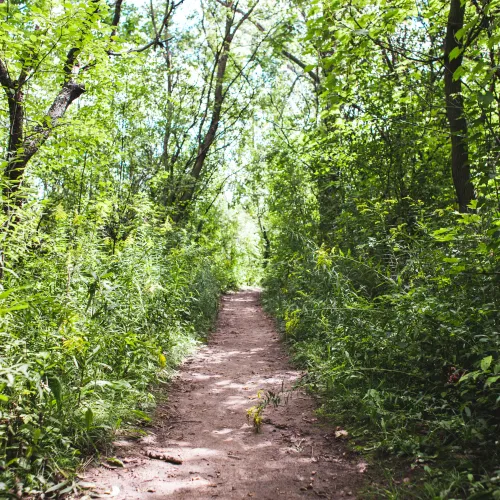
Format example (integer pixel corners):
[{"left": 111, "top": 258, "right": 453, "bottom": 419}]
[
  {"left": 108, "top": 37, "right": 173, "bottom": 56},
  {"left": 214, "top": 0, "right": 320, "bottom": 85},
  {"left": 23, "top": 81, "right": 85, "bottom": 164}
]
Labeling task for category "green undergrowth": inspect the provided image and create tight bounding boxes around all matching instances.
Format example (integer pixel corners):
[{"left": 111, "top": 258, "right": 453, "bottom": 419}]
[
  {"left": 0, "top": 199, "right": 240, "bottom": 497},
  {"left": 262, "top": 202, "right": 500, "bottom": 499}
]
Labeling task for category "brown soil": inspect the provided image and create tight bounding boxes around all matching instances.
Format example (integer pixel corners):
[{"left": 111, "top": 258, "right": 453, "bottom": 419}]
[{"left": 80, "top": 290, "right": 365, "bottom": 499}]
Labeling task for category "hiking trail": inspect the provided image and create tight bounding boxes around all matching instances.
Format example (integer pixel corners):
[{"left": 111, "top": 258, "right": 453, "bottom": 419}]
[{"left": 81, "top": 290, "right": 364, "bottom": 499}]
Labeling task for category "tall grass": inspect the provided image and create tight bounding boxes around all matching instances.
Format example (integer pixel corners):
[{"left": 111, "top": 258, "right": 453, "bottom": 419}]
[
  {"left": 263, "top": 201, "right": 500, "bottom": 498},
  {"left": 0, "top": 198, "right": 237, "bottom": 496}
]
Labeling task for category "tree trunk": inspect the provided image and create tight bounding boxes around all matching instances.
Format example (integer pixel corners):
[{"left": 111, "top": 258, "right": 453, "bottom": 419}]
[
  {"left": 444, "top": 0, "right": 475, "bottom": 212},
  {"left": 171, "top": 2, "right": 260, "bottom": 222},
  {"left": 172, "top": 15, "right": 234, "bottom": 221},
  {"left": 4, "top": 87, "right": 25, "bottom": 201}
]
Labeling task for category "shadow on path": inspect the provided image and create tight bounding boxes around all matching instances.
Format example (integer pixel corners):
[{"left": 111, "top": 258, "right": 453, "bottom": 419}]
[{"left": 80, "top": 290, "right": 364, "bottom": 499}]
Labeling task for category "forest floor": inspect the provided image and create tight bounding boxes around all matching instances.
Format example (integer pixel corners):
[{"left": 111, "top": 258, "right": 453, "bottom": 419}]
[{"left": 79, "top": 290, "right": 366, "bottom": 499}]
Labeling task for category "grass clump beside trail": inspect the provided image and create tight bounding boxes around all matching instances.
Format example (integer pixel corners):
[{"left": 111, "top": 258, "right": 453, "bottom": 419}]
[
  {"left": 262, "top": 202, "right": 500, "bottom": 499},
  {"left": 0, "top": 200, "right": 242, "bottom": 497}
]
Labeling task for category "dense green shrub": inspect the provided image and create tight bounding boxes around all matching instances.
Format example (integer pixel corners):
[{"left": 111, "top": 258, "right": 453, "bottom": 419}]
[
  {"left": 0, "top": 197, "right": 237, "bottom": 496},
  {"left": 263, "top": 200, "right": 500, "bottom": 498}
]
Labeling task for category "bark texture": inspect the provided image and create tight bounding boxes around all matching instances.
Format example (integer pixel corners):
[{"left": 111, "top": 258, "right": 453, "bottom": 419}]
[
  {"left": 444, "top": 0, "right": 475, "bottom": 212},
  {"left": 0, "top": 66, "right": 85, "bottom": 204}
]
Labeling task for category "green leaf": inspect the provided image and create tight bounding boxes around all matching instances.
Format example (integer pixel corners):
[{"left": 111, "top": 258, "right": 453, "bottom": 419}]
[
  {"left": 48, "top": 376, "right": 62, "bottom": 409},
  {"left": 480, "top": 356, "right": 493, "bottom": 371},
  {"left": 477, "top": 92, "right": 494, "bottom": 108},
  {"left": 0, "top": 303, "right": 29, "bottom": 315},
  {"left": 453, "top": 66, "right": 465, "bottom": 81},
  {"left": 487, "top": 34, "right": 500, "bottom": 49},
  {"left": 485, "top": 376, "right": 500, "bottom": 387},
  {"left": 45, "top": 481, "right": 69, "bottom": 494},
  {"left": 106, "top": 457, "right": 124, "bottom": 467},
  {"left": 448, "top": 47, "right": 462, "bottom": 61},
  {"left": 33, "top": 428, "right": 41, "bottom": 443},
  {"left": 85, "top": 407, "right": 93, "bottom": 430},
  {"left": 432, "top": 228, "right": 455, "bottom": 242},
  {"left": 460, "top": 371, "right": 478, "bottom": 382},
  {"left": 0, "top": 286, "right": 28, "bottom": 300}
]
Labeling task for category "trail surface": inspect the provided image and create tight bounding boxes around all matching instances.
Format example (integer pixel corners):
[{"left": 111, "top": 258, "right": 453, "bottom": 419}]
[{"left": 82, "top": 290, "right": 363, "bottom": 499}]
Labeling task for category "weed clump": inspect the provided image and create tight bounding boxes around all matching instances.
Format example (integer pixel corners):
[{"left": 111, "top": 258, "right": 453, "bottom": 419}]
[{"left": 263, "top": 203, "right": 500, "bottom": 497}]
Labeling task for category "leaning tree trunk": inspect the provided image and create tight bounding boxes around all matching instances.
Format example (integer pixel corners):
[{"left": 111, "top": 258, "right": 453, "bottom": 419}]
[
  {"left": 2, "top": 79, "right": 85, "bottom": 208},
  {"left": 444, "top": 0, "right": 475, "bottom": 212}
]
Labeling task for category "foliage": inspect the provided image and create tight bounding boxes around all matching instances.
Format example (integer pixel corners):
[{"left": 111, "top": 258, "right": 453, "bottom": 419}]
[
  {"left": 256, "top": 0, "right": 500, "bottom": 496},
  {"left": 264, "top": 200, "right": 500, "bottom": 489},
  {"left": 0, "top": 0, "right": 261, "bottom": 494},
  {"left": 2, "top": 0, "right": 500, "bottom": 497},
  {"left": 0, "top": 191, "right": 239, "bottom": 495}
]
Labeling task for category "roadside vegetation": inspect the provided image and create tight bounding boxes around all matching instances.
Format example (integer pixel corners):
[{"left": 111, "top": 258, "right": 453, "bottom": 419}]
[{"left": 256, "top": 1, "right": 500, "bottom": 497}]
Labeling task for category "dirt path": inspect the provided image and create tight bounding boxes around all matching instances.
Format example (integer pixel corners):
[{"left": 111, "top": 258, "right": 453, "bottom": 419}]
[{"left": 81, "top": 290, "right": 364, "bottom": 499}]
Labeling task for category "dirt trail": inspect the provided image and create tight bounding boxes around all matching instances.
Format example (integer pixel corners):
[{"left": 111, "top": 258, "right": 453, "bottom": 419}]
[{"left": 82, "top": 290, "right": 363, "bottom": 499}]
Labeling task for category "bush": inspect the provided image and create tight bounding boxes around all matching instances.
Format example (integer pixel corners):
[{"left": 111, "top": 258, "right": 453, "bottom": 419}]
[
  {"left": 263, "top": 200, "right": 500, "bottom": 498},
  {"left": 0, "top": 197, "right": 236, "bottom": 496}
]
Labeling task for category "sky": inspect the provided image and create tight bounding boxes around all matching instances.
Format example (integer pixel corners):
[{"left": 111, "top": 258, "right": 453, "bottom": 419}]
[{"left": 130, "top": 0, "right": 200, "bottom": 27}]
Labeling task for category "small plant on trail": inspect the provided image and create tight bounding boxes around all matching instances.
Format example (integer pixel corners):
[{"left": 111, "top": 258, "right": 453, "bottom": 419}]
[
  {"left": 246, "top": 401, "right": 265, "bottom": 432},
  {"left": 246, "top": 383, "right": 294, "bottom": 432}
]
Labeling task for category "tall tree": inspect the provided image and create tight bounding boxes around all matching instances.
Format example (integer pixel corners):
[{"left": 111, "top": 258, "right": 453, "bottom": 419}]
[
  {"left": 443, "top": 0, "right": 475, "bottom": 212},
  {"left": 0, "top": 1, "right": 119, "bottom": 209}
]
